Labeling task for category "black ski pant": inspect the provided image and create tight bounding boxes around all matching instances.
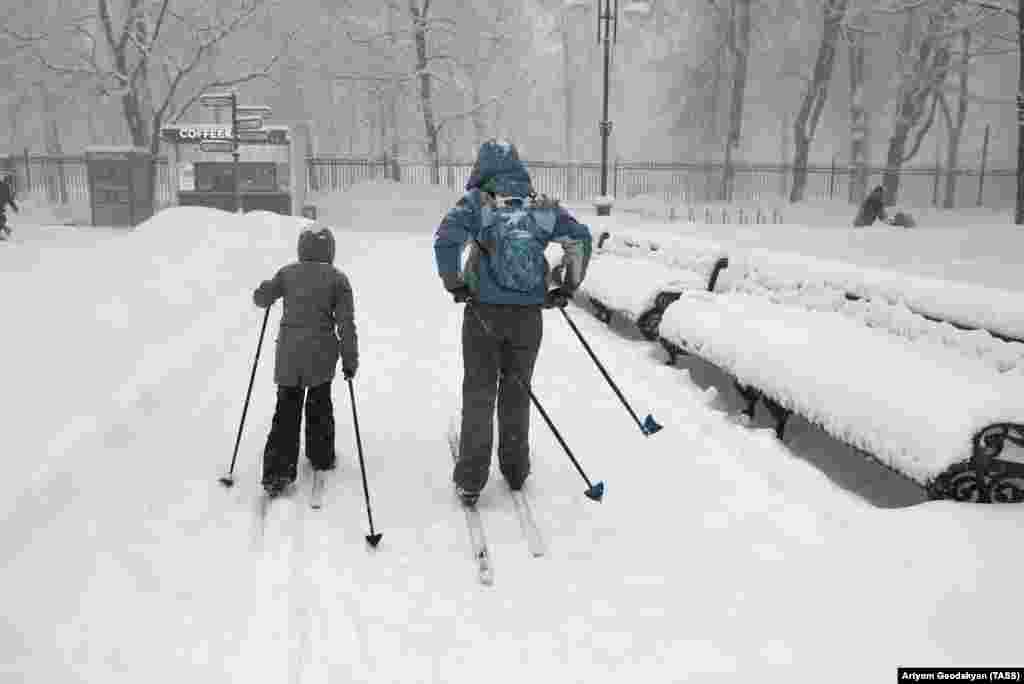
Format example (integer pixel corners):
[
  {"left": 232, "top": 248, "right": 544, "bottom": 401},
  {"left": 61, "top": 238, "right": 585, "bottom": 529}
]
[
  {"left": 263, "top": 381, "right": 336, "bottom": 483},
  {"left": 455, "top": 303, "right": 542, "bottom": 493}
]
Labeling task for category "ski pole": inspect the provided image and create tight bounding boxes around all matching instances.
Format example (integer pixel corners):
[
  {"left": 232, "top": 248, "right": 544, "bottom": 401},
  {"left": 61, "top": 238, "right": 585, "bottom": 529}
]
[
  {"left": 466, "top": 303, "right": 604, "bottom": 501},
  {"left": 348, "top": 377, "right": 383, "bottom": 548},
  {"left": 558, "top": 307, "right": 662, "bottom": 437},
  {"left": 220, "top": 306, "right": 271, "bottom": 487}
]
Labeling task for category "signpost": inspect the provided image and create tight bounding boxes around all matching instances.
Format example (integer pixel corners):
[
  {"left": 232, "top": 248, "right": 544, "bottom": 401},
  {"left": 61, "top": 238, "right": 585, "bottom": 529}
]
[
  {"left": 199, "top": 91, "right": 273, "bottom": 214},
  {"left": 198, "top": 140, "right": 236, "bottom": 154},
  {"left": 236, "top": 130, "right": 270, "bottom": 144}
]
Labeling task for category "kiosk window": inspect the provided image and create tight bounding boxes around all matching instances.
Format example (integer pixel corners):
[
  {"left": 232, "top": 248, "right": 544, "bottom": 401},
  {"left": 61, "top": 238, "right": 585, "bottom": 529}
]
[{"left": 195, "top": 162, "right": 277, "bottom": 192}]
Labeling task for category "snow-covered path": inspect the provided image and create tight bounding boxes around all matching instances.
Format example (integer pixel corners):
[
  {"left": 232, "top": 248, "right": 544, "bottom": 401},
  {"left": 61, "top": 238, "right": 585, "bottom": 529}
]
[{"left": 2, "top": 196, "right": 1022, "bottom": 682}]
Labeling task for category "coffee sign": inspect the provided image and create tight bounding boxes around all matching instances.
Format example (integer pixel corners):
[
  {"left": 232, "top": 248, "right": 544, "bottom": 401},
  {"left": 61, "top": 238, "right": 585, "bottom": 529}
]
[
  {"left": 162, "top": 124, "right": 231, "bottom": 143},
  {"left": 162, "top": 123, "right": 289, "bottom": 145}
]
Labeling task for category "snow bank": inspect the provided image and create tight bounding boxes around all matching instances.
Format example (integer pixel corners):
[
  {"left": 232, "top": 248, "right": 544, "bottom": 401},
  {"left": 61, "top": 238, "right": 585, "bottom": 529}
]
[
  {"left": 660, "top": 291, "right": 1024, "bottom": 484},
  {"left": 308, "top": 180, "right": 462, "bottom": 234}
]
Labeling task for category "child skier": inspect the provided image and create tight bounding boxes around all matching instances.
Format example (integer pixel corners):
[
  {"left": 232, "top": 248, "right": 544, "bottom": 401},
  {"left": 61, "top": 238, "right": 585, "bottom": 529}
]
[{"left": 253, "top": 223, "right": 359, "bottom": 495}]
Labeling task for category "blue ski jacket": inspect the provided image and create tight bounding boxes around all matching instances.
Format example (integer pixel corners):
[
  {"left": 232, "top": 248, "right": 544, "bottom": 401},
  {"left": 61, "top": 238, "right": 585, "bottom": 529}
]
[{"left": 433, "top": 140, "right": 592, "bottom": 306}]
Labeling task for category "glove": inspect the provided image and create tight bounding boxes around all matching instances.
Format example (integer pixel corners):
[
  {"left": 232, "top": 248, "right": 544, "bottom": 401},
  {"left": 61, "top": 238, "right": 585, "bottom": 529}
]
[
  {"left": 343, "top": 365, "right": 357, "bottom": 380},
  {"left": 544, "top": 287, "right": 572, "bottom": 309},
  {"left": 448, "top": 285, "right": 472, "bottom": 304}
]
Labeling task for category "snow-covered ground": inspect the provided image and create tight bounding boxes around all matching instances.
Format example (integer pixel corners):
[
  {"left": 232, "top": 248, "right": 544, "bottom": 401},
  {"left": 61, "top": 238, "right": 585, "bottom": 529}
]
[{"left": 2, "top": 181, "right": 1022, "bottom": 682}]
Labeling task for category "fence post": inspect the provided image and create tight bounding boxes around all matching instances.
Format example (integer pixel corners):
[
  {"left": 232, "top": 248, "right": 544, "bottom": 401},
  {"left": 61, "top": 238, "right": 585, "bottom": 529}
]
[
  {"left": 613, "top": 156, "right": 619, "bottom": 200},
  {"left": 829, "top": 155, "right": 837, "bottom": 199},
  {"left": 977, "top": 123, "right": 990, "bottom": 207},
  {"left": 23, "top": 148, "right": 31, "bottom": 195}
]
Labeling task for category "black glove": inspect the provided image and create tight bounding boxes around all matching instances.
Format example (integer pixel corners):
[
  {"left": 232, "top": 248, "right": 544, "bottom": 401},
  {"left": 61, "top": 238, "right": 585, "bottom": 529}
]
[
  {"left": 544, "top": 287, "right": 572, "bottom": 309},
  {"left": 448, "top": 286, "right": 472, "bottom": 304}
]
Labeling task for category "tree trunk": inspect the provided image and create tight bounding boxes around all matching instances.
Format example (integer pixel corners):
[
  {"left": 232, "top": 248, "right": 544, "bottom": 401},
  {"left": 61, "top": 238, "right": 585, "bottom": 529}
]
[
  {"left": 470, "top": 68, "right": 487, "bottom": 146},
  {"left": 147, "top": 113, "right": 163, "bottom": 217},
  {"left": 942, "top": 29, "right": 970, "bottom": 209},
  {"left": 721, "top": 0, "right": 751, "bottom": 202},
  {"left": 388, "top": 82, "right": 401, "bottom": 181},
  {"left": 562, "top": 24, "right": 573, "bottom": 163},
  {"left": 410, "top": 1, "right": 440, "bottom": 184},
  {"left": 789, "top": 0, "right": 847, "bottom": 203},
  {"left": 848, "top": 21, "right": 869, "bottom": 204},
  {"left": 881, "top": 6, "right": 952, "bottom": 203},
  {"left": 40, "top": 85, "right": 68, "bottom": 205}
]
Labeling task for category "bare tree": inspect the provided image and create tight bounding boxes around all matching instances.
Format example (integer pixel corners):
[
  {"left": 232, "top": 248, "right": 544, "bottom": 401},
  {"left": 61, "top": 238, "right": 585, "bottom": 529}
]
[
  {"left": 847, "top": 11, "right": 871, "bottom": 203},
  {"left": 720, "top": 0, "right": 752, "bottom": 201},
  {"left": 879, "top": 2, "right": 956, "bottom": 203},
  {"left": 341, "top": 0, "right": 530, "bottom": 183},
  {"left": 8, "top": 0, "right": 290, "bottom": 212},
  {"left": 789, "top": 0, "right": 849, "bottom": 203}
]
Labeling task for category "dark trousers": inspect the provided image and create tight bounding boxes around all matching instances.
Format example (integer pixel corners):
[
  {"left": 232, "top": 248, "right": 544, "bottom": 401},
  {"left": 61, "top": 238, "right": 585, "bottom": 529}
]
[
  {"left": 455, "top": 303, "right": 542, "bottom": 493},
  {"left": 263, "top": 382, "right": 336, "bottom": 483}
]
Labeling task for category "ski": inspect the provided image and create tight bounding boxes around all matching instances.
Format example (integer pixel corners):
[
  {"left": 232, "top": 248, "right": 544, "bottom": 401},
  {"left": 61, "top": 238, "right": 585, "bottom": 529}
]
[
  {"left": 510, "top": 489, "right": 546, "bottom": 558},
  {"left": 448, "top": 420, "right": 494, "bottom": 585},
  {"left": 310, "top": 470, "right": 326, "bottom": 510},
  {"left": 462, "top": 501, "right": 494, "bottom": 585},
  {"left": 253, "top": 482, "right": 294, "bottom": 548}
]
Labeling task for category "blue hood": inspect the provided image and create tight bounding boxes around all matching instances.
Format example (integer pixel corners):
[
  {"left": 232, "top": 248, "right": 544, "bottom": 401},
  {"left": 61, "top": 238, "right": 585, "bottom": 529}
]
[{"left": 465, "top": 139, "right": 532, "bottom": 198}]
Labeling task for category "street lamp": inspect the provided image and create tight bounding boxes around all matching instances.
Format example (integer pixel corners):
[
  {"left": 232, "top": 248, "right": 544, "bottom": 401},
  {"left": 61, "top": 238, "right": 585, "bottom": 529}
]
[{"left": 591, "top": 0, "right": 650, "bottom": 216}]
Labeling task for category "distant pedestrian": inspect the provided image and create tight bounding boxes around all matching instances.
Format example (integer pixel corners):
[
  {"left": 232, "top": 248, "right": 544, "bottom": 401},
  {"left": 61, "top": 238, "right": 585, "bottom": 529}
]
[
  {"left": 0, "top": 175, "right": 18, "bottom": 239},
  {"left": 853, "top": 185, "right": 886, "bottom": 227}
]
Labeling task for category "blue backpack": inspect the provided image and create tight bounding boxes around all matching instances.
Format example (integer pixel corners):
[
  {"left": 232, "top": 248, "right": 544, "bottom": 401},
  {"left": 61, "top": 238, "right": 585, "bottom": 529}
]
[{"left": 479, "top": 197, "right": 556, "bottom": 293}]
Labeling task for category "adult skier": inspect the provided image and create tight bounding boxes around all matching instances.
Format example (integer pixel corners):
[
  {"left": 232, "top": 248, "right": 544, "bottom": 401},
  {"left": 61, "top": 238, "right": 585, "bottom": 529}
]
[
  {"left": 433, "top": 139, "right": 593, "bottom": 506},
  {"left": 253, "top": 224, "right": 359, "bottom": 495}
]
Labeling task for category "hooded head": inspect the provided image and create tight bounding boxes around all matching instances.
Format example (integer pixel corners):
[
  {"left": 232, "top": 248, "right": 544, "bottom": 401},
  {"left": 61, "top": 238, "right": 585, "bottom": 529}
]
[
  {"left": 465, "top": 139, "right": 532, "bottom": 198},
  {"left": 297, "top": 223, "right": 336, "bottom": 263}
]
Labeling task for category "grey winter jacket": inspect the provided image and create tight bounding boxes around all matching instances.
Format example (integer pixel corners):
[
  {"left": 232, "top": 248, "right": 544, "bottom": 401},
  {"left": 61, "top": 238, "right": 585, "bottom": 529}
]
[{"left": 254, "top": 225, "right": 359, "bottom": 388}]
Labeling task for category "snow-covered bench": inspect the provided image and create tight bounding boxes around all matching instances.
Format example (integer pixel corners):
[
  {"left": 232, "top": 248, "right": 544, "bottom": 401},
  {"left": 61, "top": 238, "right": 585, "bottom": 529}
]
[
  {"left": 657, "top": 289, "right": 1024, "bottom": 503},
  {"left": 578, "top": 234, "right": 729, "bottom": 340}
]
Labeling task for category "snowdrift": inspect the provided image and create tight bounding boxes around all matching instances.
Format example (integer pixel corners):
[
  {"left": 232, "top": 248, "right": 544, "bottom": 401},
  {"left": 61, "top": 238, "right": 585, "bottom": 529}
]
[{"left": 308, "top": 180, "right": 462, "bottom": 234}]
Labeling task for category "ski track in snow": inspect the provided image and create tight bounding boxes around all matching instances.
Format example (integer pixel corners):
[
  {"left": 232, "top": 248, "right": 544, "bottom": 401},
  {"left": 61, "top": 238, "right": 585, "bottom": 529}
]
[{"left": 2, "top": 196, "right": 1023, "bottom": 682}]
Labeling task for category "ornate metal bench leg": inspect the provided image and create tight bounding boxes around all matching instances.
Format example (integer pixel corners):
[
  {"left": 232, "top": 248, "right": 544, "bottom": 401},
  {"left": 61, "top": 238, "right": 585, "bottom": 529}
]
[
  {"left": 734, "top": 381, "right": 760, "bottom": 418},
  {"left": 659, "top": 338, "right": 684, "bottom": 365},
  {"left": 763, "top": 397, "right": 792, "bottom": 440},
  {"left": 637, "top": 309, "right": 661, "bottom": 341}
]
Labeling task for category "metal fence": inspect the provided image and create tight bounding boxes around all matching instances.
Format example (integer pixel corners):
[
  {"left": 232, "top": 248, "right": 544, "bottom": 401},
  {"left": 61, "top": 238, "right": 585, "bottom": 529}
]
[
  {"left": 2, "top": 151, "right": 1016, "bottom": 212},
  {"left": 0, "top": 153, "right": 176, "bottom": 207},
  {"left": 308, "top": 157, "right": 1018, "bottom": 211}
]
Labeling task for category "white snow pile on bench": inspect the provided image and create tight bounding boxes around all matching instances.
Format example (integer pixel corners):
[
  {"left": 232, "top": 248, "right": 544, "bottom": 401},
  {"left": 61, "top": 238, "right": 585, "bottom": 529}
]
[
  {"left": 600, "top": 231, "right": 729, "bottom": 273},
  {"left": 723, "top": 248, "right": 1024, "bottom": 342},
  {"left": 580, "top": 253, "right": 707, "bottom": 320},
  {"left": 659, "top": 290, "right": 1024, "bottom": 484},
  {"left": 728, "top": 278, "right": 1024, "bottom": 376}
]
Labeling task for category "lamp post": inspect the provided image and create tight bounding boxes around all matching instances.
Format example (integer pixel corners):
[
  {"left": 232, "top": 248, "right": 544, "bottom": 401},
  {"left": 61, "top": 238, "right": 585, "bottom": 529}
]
[
  {"left": 589, "top": 0, "right": 649, "bottom": 216},
  {"left": 1017, "top": 0, "right": 1023, "bottom": 225},
  {"left": 231, "top": 91, "right": 240, "bottom": 214}
]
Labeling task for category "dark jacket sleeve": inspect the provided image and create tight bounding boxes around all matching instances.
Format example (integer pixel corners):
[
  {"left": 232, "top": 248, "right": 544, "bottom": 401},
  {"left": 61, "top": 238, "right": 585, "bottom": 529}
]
[
  {"left": 254, "top": 269, "right": 284, "bottom": 308},
  {"left": 334, "top": 271, "right": 359, "bottom": 372}
]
